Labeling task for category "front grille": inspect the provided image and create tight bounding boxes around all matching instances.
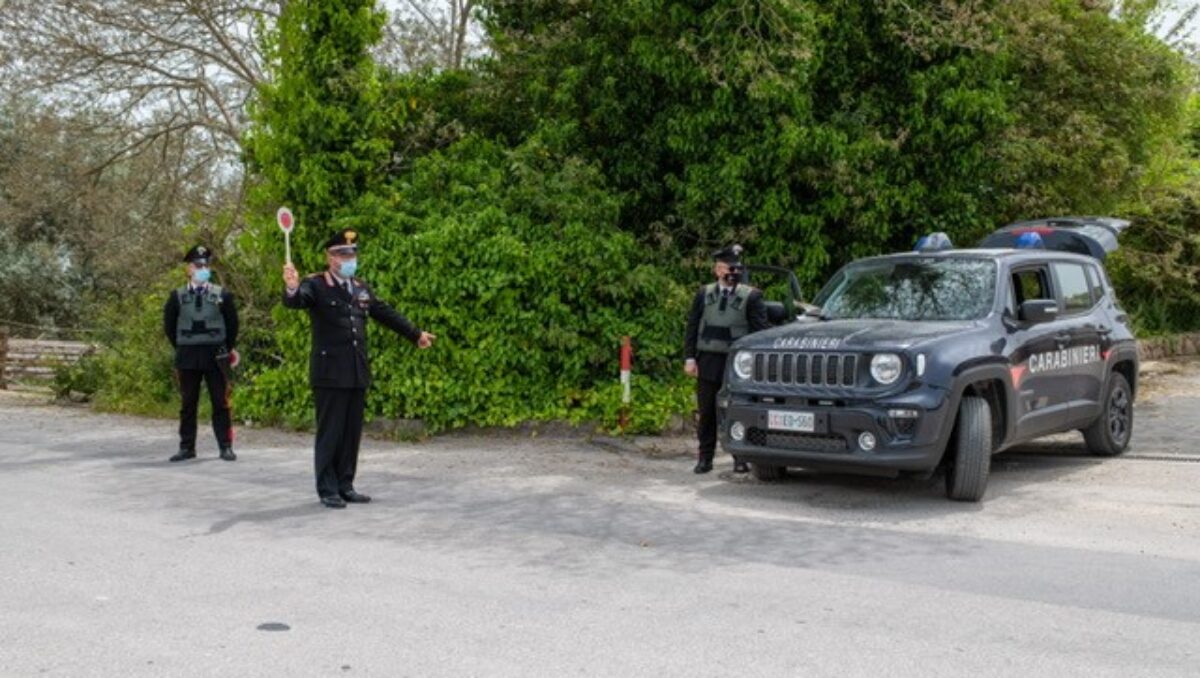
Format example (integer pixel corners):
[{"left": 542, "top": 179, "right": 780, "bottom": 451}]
[
  {"left": 752, "top": 352, "right": 859, "bottom": 387},
  {"left": 747, "top": 428, "right": 848, "bottom": 453}
]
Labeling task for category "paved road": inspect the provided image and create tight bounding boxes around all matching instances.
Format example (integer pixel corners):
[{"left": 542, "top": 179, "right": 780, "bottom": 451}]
[{"left": 0, "top": 368, "right": 1198, "bottom": 677}]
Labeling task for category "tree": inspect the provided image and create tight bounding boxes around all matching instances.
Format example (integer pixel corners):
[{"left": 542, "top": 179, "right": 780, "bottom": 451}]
[
  {"left": 0, "top": 0, "right": 277, "bottom": 175},
  {"left": 479, "top": 0, "right": 1011, "bottom": 281},
  {"left": 378, "top": 0, "right": 487, "bottom": 72},
  {"left": 245, "top": 0, "right": 392, "bottom": 248},
  {"left": 0, "top": 99, "right": 237, "bottom": 332}
]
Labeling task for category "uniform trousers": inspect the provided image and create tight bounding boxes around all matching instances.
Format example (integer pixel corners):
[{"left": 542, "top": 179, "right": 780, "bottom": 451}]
[
  {"left": 696, "top": 377, "right": 723, "bottom": 459},
  {"left": 177, "top": 368, "right": 232, "bottom": 449},
  {"left": 313, "top": 387, "right": 366, "bottom": 498}
]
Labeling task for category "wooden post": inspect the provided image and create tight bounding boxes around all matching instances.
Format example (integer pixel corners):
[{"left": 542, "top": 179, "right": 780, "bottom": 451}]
[{"left": 0, "top": 326, "right": 8, "bottom": 390}]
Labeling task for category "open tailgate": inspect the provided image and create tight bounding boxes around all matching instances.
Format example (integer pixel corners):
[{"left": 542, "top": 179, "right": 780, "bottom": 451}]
[{"left": 979, "top": 216, "right": 1130, "bottom": 259}]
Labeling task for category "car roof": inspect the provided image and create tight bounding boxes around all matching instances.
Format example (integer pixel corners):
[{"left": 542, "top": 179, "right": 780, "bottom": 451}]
[{"left": 848, "top": 248, "right": 1100, "bottom": 267}]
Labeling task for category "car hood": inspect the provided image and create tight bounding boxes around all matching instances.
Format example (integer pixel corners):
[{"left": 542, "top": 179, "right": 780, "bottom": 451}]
[{"left": 735, "top": 318, "right": 981, "bottom": 352}]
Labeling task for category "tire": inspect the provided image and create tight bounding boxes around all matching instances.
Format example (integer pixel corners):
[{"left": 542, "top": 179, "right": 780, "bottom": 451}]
[
  {"left": 1082, "top": 372, "right": 1133, "bottom": 457},
  {"left": 945, "top": 396, "right": 992, "bottom": 502},
  {"left": 751, "top": 463, "right": 784, "bottom": 481}
]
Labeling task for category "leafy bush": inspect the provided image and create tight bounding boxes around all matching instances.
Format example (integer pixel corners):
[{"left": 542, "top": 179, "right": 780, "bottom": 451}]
[
  {"left": 237, "top": 135, "right": 691, "bottom": 433},
  {"left": 88, "top": 286, "right": 180, "bottom": 418},
  {"left": 51, "top": 351, "right": 104, "bottom": 402},
  {"left": 1110, "top": 182, "right": 1200, "bottom": 336}
]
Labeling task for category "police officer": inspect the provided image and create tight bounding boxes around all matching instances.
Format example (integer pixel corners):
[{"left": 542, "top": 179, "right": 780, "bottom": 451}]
[
  {"left": 282, "top": 229, "right": 436, "bottom": 509},
  {"left": 163, "top": 245, "right": 239, "bottom": 462},
  {"left": 684, "top": 245, "right": 769, "bottom": 474}
]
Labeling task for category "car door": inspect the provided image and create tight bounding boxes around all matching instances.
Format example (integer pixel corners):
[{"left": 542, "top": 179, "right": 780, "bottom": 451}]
[
  {"left": 1050, "top": 260, "right": 1106, "bottom": 423},
  {"left": 1005, "top": 264, "right": 1079, "bottom": 440}
]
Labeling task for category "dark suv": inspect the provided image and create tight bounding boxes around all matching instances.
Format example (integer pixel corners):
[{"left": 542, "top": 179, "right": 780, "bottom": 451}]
[{"left": 718, "top": 217, "right": 1138, "bottom": 501}]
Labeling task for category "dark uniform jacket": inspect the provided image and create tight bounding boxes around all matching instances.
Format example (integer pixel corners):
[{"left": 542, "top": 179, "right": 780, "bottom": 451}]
[
  {"left": 684, "top": 284, "right": 770, "bottom": 382},
  {"left": 283, "top": 271, "right": 421, "bottom": 389},
  {"left": 163, "top": 285, "right": 239, "bottom": 371}
]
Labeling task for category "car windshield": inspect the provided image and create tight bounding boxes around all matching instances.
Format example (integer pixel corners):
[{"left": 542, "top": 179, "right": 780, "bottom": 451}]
[{"left": 814, "top": 258, "right": 997, "bottom": 321}]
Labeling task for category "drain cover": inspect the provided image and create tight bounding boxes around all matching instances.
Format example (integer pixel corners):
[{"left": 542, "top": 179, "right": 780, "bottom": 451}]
[{"left": 256, "top": 622, "right": 290, "bottom": 632}]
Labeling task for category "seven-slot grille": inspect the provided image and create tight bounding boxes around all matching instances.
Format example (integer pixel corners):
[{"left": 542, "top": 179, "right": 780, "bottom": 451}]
[{"left": 753, "top": 352, "right": 859, "bottom": 387}]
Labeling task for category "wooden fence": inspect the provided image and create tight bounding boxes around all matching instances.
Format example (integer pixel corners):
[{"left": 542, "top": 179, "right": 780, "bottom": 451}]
[{"left": 0, "top": 328, "right": 96, "bottom": 389}]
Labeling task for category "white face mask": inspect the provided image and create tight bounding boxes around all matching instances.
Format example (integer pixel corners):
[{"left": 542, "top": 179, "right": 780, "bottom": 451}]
[{"left": 192, "top": 267, "right": 211, "bottom": 285}]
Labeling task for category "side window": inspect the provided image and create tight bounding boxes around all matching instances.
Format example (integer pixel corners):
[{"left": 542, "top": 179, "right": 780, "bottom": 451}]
[
  {"left": 1052, "top": 262, "right": 1093, "bottom": 314},
  {"left": 1085, "top": 264, "right": 1105, "bottom": 301},
  {"left": 1011, "top": 268, "right": 1051, "bottom": 307}
]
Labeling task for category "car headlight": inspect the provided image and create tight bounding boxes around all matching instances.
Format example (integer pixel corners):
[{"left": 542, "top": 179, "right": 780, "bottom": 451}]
[
  {"left": 733, "top": 351, "right": 754, "bottom": 380},
  {"left": 870, "top": 353, "right": 903, "bottom": 385}
]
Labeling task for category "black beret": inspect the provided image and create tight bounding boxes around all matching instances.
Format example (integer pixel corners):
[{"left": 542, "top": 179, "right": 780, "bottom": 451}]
[
  {"left": 712, "top": 244, "right": 744, "bottom": 264},
  {"left": 324, "top": 228, "right": 360, "bottom": 251},
  {"left": 183, "top": 245, "right": 212, "bottom": 264}
]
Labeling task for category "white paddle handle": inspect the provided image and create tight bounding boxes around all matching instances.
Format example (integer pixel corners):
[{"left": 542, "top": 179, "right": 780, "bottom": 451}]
[{"left": 285, "top": 230, "right": 292, "bottom": 266}]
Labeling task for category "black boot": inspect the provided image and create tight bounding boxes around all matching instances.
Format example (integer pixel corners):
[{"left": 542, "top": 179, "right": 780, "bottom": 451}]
[
  {"left": 693, "top": 454, "right": 714, "bottom": 474},
  {"left": 219, "top": 446, "right": 237, "bottom": 461},
  {"left": 169, "top": 447, "right": 196, "bottom": 462}
]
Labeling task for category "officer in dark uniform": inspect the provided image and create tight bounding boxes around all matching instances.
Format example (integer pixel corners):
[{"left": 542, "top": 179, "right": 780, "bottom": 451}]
[
  {"left": 163, "top": 245, "right": 239, "bottom": 462},
  {"left": 684, "top": 245, "right": 769, "bottom": 474},
  {"left": 282, "top": 229, "right": 436, "bottom": 509}
]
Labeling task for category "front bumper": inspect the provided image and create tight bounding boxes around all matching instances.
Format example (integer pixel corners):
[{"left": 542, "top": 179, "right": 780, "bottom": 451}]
[{"left": 718, "top": 384, "right": 952, "bottom": 473}]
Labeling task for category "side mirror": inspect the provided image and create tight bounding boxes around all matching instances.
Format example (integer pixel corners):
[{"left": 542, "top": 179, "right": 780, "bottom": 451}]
[{"left": 1019, "top": 299, "right": 1059, "bottom": 325}]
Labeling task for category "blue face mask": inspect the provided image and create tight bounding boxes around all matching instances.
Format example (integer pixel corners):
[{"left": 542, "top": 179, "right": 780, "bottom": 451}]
[
  {"left": 192, "top": 267, "right": 211, "bottom": 285},
  {"left": 338, "top": 259, "right": 358, "bottom": 278}
]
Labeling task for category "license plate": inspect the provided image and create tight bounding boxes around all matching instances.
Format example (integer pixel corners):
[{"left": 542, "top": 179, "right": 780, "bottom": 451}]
[{"left": 767, "top": 410, "right": 815, "bottom": 433}]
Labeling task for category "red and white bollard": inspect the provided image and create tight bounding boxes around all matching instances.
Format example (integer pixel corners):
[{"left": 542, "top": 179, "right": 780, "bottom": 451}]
[{"left": 619, "top": 336, "right": 633, "bottom": 430}]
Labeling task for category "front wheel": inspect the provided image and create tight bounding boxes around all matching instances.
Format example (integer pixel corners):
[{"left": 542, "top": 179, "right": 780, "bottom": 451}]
[
  {"left": 945, "top": 396, "right": 992, "bottom": 502},
  {"left": 1082, "top": 372, "right": 1133, "bottom": 457}
]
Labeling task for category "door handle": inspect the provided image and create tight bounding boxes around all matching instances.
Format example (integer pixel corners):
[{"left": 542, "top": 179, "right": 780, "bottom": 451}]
[{"left": 1097, "top": 325, "right": 1112, "bottom": 336}]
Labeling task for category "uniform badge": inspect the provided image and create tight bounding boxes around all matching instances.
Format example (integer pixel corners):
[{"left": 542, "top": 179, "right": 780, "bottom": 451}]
[{"left": 356, "top": 289, "right": 371, "bottom": 309}]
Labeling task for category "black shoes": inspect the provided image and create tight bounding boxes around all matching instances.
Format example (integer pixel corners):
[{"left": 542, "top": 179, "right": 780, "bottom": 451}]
[
  {"left": 693, "top": 456, "right": 748, "bottom": 474},
  {"left": 320, "top": 495, "right": 347, "bottom": 509},
  {"left": 169, "top": 448, "right": 196, "bottom": 462},
  {"left": 321, "top": 491, "right": 370, "bottom": 508},
  {"left": 169, "top": 446, "right": 236, "bottom": 462}
]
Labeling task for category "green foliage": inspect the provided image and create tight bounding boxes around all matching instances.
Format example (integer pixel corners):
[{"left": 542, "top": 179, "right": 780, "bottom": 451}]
[
  {"left": 238, "top": 134, "right": 690, "bottom": 432},
  {"left": 245, "top": 0, "right": 392, "bottom": 256},
  {"left": 0, "top": 239, "right": 86, "bottom": 330},
  {"left": 578, "top": 374, "right": 695, "bottom": 436},
  {"left": 89, "top": 285, "right": 180, "bottom": 418},
  {"left": 479, "top": 0, "right": 1195, "bottom": 287},
  {"left": 480, "top": 0, "right": 1014, "bottom": 285},
  {"left": 88, "top": 0, "right": 1200, "bottom": 436},
  {"left": 992, "top": 0, "right": 1192, "bottom": 219},
  {"left": 52, "top": 351, "right": 103, "bottom": 402},
  {"left": 1109, "top": 180, "right": 1200, "bottom": 336}
]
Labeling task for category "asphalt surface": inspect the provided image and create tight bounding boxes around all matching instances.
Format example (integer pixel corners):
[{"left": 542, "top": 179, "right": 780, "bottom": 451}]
[{"left": 1, "top": 362, "right": 1198, "bottom": 677}]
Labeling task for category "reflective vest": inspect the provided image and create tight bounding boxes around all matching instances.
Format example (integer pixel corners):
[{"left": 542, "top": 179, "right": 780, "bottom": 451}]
[
  {"left": 175, "top": 284, "right": 227, "bottom": 346},
  {"left": 697, "top": 283, "right": 751, "bottom": 354}
]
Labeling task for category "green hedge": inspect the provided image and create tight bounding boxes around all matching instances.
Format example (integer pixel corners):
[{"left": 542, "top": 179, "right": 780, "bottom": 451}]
[{"left": 233, "top": 135, "right": 693, "bottom": 433}]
